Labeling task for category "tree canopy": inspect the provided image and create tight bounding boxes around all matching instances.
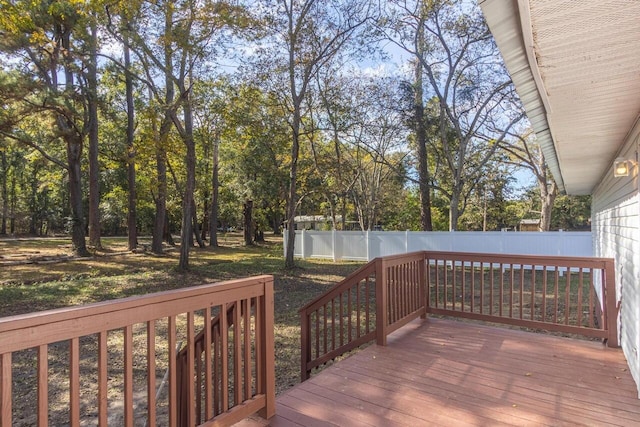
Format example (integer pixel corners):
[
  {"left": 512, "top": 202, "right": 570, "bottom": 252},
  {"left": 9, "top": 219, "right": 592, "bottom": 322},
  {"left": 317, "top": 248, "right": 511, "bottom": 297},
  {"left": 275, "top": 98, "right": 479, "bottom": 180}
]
[{"left": 0, "top": 0, "right": 585, "bottom": 270}]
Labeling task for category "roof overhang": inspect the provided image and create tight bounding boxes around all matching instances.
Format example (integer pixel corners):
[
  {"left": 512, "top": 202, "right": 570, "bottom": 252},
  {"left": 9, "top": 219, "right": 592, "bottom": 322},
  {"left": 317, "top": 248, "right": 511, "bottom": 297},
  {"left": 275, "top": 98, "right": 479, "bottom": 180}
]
[{"left": 479, "top": 0, "right": 640, "bottom": 195}]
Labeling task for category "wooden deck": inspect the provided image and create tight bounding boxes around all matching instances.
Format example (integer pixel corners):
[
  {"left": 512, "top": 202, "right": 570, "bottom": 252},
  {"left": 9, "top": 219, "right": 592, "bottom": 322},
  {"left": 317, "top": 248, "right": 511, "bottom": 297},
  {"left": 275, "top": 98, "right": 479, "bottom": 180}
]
[{"left": 260, "top": 318, "right": 640, "bottom": 426}]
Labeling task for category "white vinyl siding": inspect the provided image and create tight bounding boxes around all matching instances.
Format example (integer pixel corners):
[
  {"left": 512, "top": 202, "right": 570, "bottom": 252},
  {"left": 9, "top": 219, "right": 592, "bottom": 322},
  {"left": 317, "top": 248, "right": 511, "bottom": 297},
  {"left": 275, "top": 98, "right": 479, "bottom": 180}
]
[{"left": 592, "top": 124, "right": 640, "bottom": 397}]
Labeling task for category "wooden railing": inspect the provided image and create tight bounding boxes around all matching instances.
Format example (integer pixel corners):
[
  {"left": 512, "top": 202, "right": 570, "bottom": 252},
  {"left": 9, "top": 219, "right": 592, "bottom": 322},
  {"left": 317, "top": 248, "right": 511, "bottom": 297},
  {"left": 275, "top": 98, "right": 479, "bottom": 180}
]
[
  {"left": 300, "top": 251, "right": 617, "bottom": 380},
  {"left": 0, "top": 275, "right": 275, "bottom": 427},
  {"left": 425, "top": 252, "right": 617, "bottom": 344},
  {"left": 300, "top": 253, "right": 427, "bottom": 380}
]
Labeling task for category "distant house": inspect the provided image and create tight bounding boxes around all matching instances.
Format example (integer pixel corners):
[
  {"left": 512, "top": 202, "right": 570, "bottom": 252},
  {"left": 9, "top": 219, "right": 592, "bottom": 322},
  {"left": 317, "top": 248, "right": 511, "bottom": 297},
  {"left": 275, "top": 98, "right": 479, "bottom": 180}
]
[
  {"left": 480, "top": 0, "right": 640, "bottom": 396},
  {"left": 293, "top": 215, "right": 337, "bottom": 230},
  {"left": 519, "top": 219, "right": 540, "bottom": 232}
]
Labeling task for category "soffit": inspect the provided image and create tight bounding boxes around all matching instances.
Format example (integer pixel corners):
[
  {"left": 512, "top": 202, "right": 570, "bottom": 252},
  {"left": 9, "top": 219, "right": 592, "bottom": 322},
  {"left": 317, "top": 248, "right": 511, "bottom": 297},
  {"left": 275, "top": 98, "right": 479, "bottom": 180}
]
[{"left": 480, "top": 0, "right": 640, "bottom": 195}]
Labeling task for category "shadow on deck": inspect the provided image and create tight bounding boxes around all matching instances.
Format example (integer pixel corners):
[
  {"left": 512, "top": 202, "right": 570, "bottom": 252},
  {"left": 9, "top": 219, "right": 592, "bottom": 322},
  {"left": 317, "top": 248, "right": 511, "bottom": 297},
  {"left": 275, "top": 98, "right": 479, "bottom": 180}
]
[{"left": 262, "top": 318, "right": 639, "bottom": 426}]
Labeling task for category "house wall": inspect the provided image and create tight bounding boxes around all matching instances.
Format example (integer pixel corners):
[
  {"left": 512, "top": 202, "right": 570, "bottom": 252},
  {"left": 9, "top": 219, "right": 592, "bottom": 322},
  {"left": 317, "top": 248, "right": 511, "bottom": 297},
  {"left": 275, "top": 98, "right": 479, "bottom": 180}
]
[{"left": 592, "top": 119, "right": 640, "bottom": 397}]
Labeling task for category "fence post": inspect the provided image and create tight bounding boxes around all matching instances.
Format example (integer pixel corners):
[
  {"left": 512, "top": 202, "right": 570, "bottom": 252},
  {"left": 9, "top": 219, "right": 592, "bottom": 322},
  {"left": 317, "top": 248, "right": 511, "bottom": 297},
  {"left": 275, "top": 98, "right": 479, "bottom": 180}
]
[
  {"left": 375, "top": 257, "right": 388, "bottom": 346},
  {"left": 332, "top": 228, "right": 337, "bottom": 262},
  {"left": 366, "top": 230, "right": 371, "bottom": 261},
  {"left": 405, "top": 230, "right": 409, "bottom": 253},
  {"left": 301, "top": 230, "right": 306, "bottom": 259}
]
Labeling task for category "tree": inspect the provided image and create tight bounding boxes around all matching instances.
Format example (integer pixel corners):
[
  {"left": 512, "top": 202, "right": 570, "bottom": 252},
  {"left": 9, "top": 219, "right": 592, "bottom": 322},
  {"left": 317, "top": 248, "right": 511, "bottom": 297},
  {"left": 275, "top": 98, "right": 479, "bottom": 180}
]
[
  {"left": 502, "top": 130, "right": 558, "bottom": 231},
  {"left": 383, "top": 0, "right": 524, "bottom": 230},
  {"left": 112, "top": 0, "right": 250, "bottom": 269},
  {"left": 0, "top": 0, "right": 93, "bottom": 256},
  {"left": 256, "top": 0, "right": 377, "bottom": 268}
]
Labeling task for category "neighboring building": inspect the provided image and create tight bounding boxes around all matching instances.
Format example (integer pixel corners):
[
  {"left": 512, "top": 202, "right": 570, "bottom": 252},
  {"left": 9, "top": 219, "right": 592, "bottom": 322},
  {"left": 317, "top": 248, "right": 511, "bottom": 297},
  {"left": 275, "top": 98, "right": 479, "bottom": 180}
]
[
  {"left": 293, "top": 215, "right": 333, "bottom": 230},
  {"left": 519, "top": 219, "right": 540, "bottom": 232},
  {"left": 479, "top": 0, "right": 640, "bottom": 396}
]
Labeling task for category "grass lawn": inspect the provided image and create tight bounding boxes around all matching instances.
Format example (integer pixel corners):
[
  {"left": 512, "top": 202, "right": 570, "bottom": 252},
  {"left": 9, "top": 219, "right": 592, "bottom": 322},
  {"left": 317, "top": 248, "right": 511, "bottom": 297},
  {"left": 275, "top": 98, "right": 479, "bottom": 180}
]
[{"left": 0, "top": 233, "right": 363, "bottom": 398}]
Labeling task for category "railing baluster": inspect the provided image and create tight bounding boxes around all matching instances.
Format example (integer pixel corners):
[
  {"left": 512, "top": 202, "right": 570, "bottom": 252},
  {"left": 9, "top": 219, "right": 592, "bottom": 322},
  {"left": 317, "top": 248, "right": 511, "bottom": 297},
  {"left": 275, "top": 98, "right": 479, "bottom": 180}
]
[
  {"left": 168, "top": 316, "right": 178, "bottom": 426},
  {"left": 256, "top": 298, "right": 264, "bottom": 394},
  {"left": 531, "top": 266, "right": 536, "bottom": 321},
  {"left": 347, "top": 288, "right": 352, "bottom": 342},
  {"left": 243, "top": 299, "right": 252, "bottom": 402},
  {"left": 234, "top": 302, "right": 242, "bottom": 406},
  {"left": 187, "top": 311, "right": 196, "bottom": 423},
  {"left": 509, "top": 264, "right": 514, "bottom": 318},
  {"left": 322, "top": 303, "right": 328, "bottom": 355},
  {"left": 146, "top": 321, "right": 156, "bottom": 426},
  {"left": 213, "top": 316, "right": 220, "bottom": 416},
  {"left": 331, "top": 298, "right": 336, "bottom": 348},
  {"left": 444, "top": 260, "right": 448, "bottom": 310},
  {"left": 470, "top": 263, "right": 475, "bottom": 313},
  {"left": 70, "top": 337, "right": 80, "bottom": 427},
  {"left": 37, "top": 344, "right": 48, "bottom": 427},
  {"left": 565, "top": 268, "right": 572, "bottom": 325},
  {"left": 220, "top": 305, "right": 229, "bottom": 413},
  {"left": 577, "top": 269, "right": 584, "bottom": 327},
  {"left": 98, "top": 331, "right": 108, "bottom": 426},
  {"left": 204, "top": 307, "right": 213, "bottom": 420},
  {"left": 480, "top": 262, "right": 484, "bottom": 314},
  {"left": 356, "top": 283, "right": 361, "bottom": 338},
  {"left": 489, "top": 263, "right": 494, "bottom": 316},
  {"left": 554, "top": 267, "right": 559, "bottom": 323},
  {"left": 1, "top": 353, "right": 11, "bottom": 427},
  {"left": 541, "top": 268, "right": 548, "bottom": 322},
  {"left": 124, "top": 325, "right": 134, "bottom": 427},
  {"left": 499, "top": 263, "right": 504, "bottom": 317},
  {"left": 339, "top": 292, "right": 344, "bottom": 346},
  {"left": 589, "top": 273, "right": 595, "bottom": 329},
  {"left": 461, "top": 261, "right": 466, "bottom": 312},
  {"left": 365, "top": 278, "right": 370, "bottom": 334},
  {"left": 519, "top": 266, "right": 524, "bottom": 319}
]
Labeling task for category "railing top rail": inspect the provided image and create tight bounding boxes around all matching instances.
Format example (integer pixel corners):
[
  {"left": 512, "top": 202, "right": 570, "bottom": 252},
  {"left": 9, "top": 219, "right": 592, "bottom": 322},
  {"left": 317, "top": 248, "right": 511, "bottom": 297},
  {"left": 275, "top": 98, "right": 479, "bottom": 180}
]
[
  {"left": 299, "top": 260, "right": 376, "bottom": 314},
  {"left": 378, "top": 251, "right": 426, "bottom": 267},
  {"left": 0, "top": 275, "right": 274, "bottom": 353},
  {"left": 423, "top": 251, "right": 614, "bottom": 268}
]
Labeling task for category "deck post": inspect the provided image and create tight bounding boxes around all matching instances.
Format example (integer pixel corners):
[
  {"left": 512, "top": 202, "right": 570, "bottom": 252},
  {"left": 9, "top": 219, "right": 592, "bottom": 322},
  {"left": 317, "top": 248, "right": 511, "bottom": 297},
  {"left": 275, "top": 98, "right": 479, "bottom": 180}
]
[
  {"left": 300, "top": 310, "right": 310, "bottom": 381},
  {"left": 603, "top": 259, "right": 618, "bottom": 347},
  {"left": 419, "top": 252, "right": 427, "bottom": 319},
  {"left": 375, "top": 257, "right": 388, "bottom": 346},
  {"left": 260, "top": 277, "right": 276, "bottom": 418}
]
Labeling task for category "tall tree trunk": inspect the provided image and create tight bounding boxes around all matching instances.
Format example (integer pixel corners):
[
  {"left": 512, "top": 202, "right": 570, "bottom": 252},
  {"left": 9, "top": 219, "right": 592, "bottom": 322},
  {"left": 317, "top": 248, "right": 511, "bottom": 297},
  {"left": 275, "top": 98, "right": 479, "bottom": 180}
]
[
  {"left": 152, "top": 3, "right": 175, "bottom": 255},
  {"left": 29, "top": 166, "right": 38, "bottom": 235},
  {"left": 1, "top": 151, "right": 7, "bottom": 235},
  {"left": 87, "top": 20, "right": 102, "bottom": 249},
  {"left": 539, "top": 181, "right": 558, "bottom": 231},
  {"left": 10, "top": 172, "right": 16, "bottom": 234},
  {"left": 57, "top": 28, "right": 89, "bottom": 256},
  {"left": 284, "top": 114, "right": 301, "bottom": 269},
  {"left": 66, "top": 135, "right": 90, "bottom": 256},
  {"left": 414, "top": 58, "right": 433, "bottom": 231},
  {"left": 124, "top": 35, "right": 138, "bottom": 251},
  {"left": 243, "top": 200, "right": 254, "bottom": 246},
  {"left": 164, "top": 211, "right": 174, "bottom": 245},
  {"left": 192, "top": 198, "right": 205, "bottom": 248},
  {"left": 178, "top": 86, "right": 196, "bottom": 270},
  {"left": 87, "top": 18, "right": 101, "bottom": 249},
  {"left": 201, "top": 199, "right": 208, "bottom": 242},
  {"left": 208, "top": 135, "right": 219, "bottom": 247},
  {"left": 449, "top": 190, "right": 460, "bottom": 231}
]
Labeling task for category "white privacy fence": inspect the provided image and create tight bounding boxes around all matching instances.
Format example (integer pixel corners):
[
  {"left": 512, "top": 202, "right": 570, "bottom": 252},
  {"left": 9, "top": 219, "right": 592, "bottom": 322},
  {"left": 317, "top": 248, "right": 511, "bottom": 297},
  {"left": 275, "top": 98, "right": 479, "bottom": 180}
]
[{"left": 284, "top": 230, "right": 593, "bottom": 261}]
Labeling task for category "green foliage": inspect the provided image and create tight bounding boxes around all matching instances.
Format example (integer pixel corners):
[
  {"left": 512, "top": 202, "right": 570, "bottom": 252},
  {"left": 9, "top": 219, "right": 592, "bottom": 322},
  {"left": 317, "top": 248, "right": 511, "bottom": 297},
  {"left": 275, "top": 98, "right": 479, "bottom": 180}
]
[{"left": 551, "top": 195, "right": 591, "bottom": 231}]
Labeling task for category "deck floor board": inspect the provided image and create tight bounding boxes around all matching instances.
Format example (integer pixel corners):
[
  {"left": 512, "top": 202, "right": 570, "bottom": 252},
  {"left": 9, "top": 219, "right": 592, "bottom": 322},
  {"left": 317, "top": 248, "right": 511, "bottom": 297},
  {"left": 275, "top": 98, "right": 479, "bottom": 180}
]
[{"left": 268, "top": 318, "right": 640, "bottom": 426}]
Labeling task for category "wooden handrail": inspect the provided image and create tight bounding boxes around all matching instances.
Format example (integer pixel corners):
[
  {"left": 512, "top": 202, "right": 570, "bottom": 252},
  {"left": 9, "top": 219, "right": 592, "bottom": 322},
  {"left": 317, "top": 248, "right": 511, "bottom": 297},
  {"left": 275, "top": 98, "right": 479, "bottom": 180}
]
[
  {"left": 0, "top": 275, "right": 275, "bottom": 427},
  {"left": 300, "top": 251, "right": 618, "bottom": 381}
]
